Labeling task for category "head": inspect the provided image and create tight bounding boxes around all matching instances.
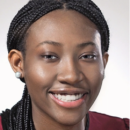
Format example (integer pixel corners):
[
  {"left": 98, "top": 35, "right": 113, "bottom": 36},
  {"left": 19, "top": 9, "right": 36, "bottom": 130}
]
[{"left": 8, "top": 0, "right": 109, "bottom": 129}]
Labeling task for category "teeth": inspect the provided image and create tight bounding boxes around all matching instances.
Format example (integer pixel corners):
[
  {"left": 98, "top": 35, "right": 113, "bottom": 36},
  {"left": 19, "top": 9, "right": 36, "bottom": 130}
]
[
  {"left": 70, "top": 95, "right": 76, "bottom": 101},
  {"left": 78, "top": 94, "right": 82, "bottom": 99},
  {"left": 62, "top": 95, "right": 66, "bottom": 101},
  {"left": 55, "top": 94, "right": 58, "bottom": 98},
  {"left": 58, "top": 94, "right": 61, "bottom": 100},
  {"left": 53, "top": 94, "right": 84, "bottom": 102},
  {"left": 66, "top": 95, "right": 71, "bottom": 101}
]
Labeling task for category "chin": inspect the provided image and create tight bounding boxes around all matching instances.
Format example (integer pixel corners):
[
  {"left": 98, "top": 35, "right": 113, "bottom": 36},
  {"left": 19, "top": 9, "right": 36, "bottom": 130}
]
[
  {"left": 50, "top": 106, "right": 88, "bottom": 126},
  {"left": 55, "top": 115, "right": 84, "bottom": 126}
]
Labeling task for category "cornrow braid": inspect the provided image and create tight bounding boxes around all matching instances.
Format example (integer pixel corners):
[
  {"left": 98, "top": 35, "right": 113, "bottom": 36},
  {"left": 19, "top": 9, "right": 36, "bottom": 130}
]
[
  {"left": 7, "top": 0, "right": 109, "bottom": 55},
  {"left": 66, "top": 1, "right": 109, "bottom": 52},
  {"left": 1, "top": 0, "right": 110, "bottom": 129},
  {"left": 7, "top": 0, "right": 64, "bottom": 56},
  {"left": 1, "top": 86, "right": 35, "bottom": 130}
]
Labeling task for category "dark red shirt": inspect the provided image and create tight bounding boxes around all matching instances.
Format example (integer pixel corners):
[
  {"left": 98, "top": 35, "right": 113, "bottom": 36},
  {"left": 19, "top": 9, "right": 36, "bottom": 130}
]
[
  {"left": 88, "top": 111, "right": 129, "bottom": 130},
  {"left": 0, "top": 116, "right": 2, "bottom": 130},
  {"left": 0, "top": 111, "right": 129, "bottom": 130}
]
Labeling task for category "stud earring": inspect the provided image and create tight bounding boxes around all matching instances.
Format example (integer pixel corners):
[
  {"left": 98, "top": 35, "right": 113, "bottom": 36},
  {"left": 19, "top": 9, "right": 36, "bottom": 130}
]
[{"left": 15, "top": 72, "right": 22, "bottom": 79}]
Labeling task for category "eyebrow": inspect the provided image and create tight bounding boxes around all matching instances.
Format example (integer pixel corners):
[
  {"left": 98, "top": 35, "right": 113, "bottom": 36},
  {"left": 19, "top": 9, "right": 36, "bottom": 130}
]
[
  {"left": 36, "top": 40, "right": 63, "bottom": 47},
  {"left": 36, "top": 40, "right": 96, "bottom": 48},
  {"left": 77, "top": 42, "right": 95, "bottom": 48}
]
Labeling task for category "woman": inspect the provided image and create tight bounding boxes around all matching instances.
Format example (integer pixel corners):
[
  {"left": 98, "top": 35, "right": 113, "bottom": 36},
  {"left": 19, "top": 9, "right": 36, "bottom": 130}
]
[{"left": 0, "top": 0, "right": 129, "bottom": 130}]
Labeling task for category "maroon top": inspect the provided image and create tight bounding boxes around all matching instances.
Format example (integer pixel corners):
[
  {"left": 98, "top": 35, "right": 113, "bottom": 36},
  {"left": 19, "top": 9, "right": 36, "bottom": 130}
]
[
  {"left": 0, "top": 111, "right": 129, "bottom": 130},
  {"left": 0, "top": 116, "right": 2, "bottom": 130},
  {"left": 88, "top": 111, "right": 129, "bottom": 130}
]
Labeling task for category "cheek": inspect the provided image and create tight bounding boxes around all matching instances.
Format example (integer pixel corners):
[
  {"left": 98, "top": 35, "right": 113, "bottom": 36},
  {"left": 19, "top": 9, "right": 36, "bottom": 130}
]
[
  {"left": 23, "top": 60, "right": 58, "bottom": 112},
  {"left": 82, "top": 61, "right": 104, "bottom": 103},
  {"left": 23, "top": 59, "right": 57, "bottom": 97}
]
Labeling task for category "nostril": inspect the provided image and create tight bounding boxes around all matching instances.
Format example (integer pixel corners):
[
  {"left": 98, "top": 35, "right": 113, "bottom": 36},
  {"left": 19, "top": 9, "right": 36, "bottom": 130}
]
[{"left": 60, "top": 81, "right": 70, "bottom": 85}]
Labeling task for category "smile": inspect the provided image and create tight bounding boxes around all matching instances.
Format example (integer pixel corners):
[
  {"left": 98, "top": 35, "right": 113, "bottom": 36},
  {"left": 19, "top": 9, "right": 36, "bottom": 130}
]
[
  {"left": 53, "top": 93, "right": 84, "bottom": 102},
  {"left": 49, "top": 91, "right": 88, "bottom": 108}
]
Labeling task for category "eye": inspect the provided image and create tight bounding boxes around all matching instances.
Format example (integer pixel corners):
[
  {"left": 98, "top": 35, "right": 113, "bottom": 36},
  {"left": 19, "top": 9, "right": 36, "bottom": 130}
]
[
  {"left": 42, "top": 55, "right": 57, "bottom": 60},
  {"left": 80, "top": 54, "right": 96, "bottom": 60}
]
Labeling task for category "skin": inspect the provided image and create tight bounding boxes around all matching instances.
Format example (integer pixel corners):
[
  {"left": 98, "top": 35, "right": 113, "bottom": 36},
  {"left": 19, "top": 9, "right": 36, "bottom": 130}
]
[{"left": 8, "top": 9, "right": 108, "bottom": 130}]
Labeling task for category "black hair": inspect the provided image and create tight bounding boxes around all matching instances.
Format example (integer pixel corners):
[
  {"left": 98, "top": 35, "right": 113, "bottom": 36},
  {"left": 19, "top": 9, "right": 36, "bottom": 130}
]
[
  {"left": 7, "top": 0, "right": 109, "bottom": 56},
  {"left": 1, "top": 86, "right": 35, "bottom": 130},
  {"left": 1, "top": 0, "right": 110, "bottom": 129}
]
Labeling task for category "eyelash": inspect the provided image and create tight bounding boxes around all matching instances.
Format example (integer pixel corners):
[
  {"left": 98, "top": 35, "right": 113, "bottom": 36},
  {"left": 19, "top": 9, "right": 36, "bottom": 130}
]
[
  {"left": 42, "top": 54, "right": 96, "bottom": 60},
  {"left": 42, "top": 55, "right": 57, "bottom": 60},
  {"left": 80, "top": 54, "right": 96, "bottom": 60}
]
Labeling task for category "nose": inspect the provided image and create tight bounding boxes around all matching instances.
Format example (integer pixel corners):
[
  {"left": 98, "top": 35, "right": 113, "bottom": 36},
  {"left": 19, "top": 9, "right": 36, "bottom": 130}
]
[{"left": 57, "top": 59, "right": 84, "bottom": 85}]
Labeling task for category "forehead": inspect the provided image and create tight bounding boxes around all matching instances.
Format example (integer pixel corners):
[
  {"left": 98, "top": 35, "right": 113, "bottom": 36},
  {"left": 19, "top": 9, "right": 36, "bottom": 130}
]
[{"left": 26, "top": 9, "right": 101, "bottom": 49}]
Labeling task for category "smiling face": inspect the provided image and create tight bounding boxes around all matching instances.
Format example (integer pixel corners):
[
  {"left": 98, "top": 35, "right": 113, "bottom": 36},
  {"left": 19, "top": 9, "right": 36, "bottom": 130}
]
[{"left": 17, "top": 9, "right": 108, "bottom": 129}]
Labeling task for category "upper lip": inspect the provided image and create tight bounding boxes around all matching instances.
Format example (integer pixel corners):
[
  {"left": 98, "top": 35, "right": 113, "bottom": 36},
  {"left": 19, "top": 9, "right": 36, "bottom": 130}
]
[{"left": 49, "top": 88, "right": 89, "bottom": 95}]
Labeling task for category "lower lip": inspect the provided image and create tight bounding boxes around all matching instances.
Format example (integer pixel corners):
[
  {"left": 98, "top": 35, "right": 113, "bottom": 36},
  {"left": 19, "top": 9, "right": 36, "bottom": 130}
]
[{"left": 50, "top": 94, "right": 87, "bottom": 108}]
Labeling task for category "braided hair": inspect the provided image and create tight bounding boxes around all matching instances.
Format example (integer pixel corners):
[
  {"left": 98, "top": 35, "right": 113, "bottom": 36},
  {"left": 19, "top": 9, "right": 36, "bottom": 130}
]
[{"left": 1, "top": 0, "right": 110, "bottom": 130}]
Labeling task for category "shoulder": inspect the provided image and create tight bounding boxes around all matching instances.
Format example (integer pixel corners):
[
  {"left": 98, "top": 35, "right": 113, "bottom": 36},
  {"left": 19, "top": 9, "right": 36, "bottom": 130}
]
[
  {"left": 88, "top": 111, "right": 129, "bottom": 130},
  {"left": 0, "top": 116, "right": 3, "bottom": 130}
]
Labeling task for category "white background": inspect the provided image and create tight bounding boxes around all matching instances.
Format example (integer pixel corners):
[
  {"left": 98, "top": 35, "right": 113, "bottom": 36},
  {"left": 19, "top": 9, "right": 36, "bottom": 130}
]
[{"left": 0, "top": 0, "right": 129, "bottom": 118}]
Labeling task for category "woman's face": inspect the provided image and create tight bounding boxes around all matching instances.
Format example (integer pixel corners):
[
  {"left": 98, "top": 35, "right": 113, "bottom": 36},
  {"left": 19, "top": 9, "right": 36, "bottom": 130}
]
[{"left": 22, "top": 10, "right": 108, "bottom": 126}]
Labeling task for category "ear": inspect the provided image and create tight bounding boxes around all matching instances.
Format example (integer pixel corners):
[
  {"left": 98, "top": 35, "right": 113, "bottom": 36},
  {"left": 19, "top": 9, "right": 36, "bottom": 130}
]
[
  {"left": 8, "top": 49, "right": 24, "bottom": 78},
  {"left": 102, "top": 52, "right": 109, "bottom": 69}
]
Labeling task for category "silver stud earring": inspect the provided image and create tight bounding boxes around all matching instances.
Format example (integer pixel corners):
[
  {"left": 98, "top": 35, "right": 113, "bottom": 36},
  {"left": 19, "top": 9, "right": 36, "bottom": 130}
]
[{"left": 15, "top": 72, "right": 22, "bottom": 79}]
